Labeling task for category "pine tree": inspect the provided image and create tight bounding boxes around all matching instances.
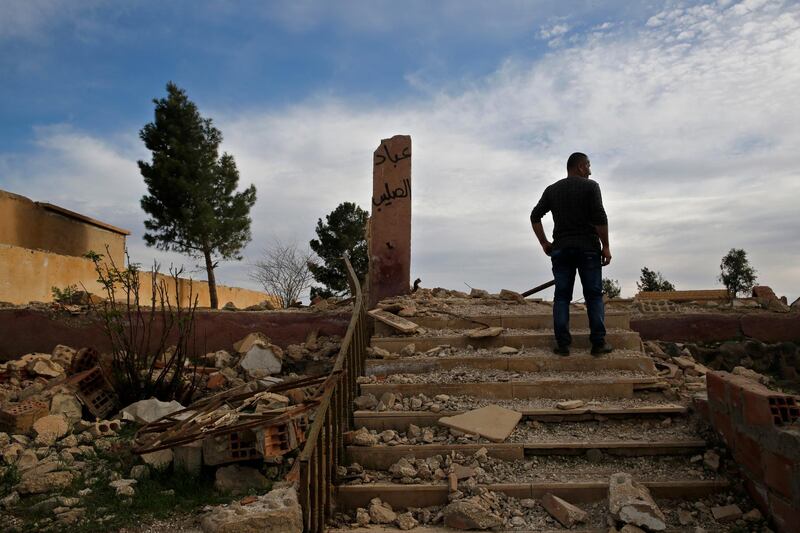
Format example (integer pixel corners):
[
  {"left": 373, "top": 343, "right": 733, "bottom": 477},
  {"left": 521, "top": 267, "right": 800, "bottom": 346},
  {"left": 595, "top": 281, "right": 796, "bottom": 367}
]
[
  {"left": 138, "top": 82, "right": 256, "bottom": 309},
  {"left": 308, "top": 202, "right": 368, "bottom": 298},
  {"left": 602, "top": 278, "right": 622, "bottom": 299}
]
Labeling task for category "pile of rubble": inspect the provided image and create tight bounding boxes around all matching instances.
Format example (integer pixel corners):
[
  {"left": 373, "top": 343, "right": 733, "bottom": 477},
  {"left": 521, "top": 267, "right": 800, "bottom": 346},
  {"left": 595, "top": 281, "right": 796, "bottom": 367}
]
[{"left": 0, "top": 331, "right": 339, "bottom": 532}]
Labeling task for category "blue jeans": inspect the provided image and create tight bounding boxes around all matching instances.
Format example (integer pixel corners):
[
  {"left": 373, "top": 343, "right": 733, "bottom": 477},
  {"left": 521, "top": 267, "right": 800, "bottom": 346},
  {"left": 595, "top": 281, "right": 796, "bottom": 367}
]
[{"left": 551, "top": 247, "right": 606, "bottom": 347}]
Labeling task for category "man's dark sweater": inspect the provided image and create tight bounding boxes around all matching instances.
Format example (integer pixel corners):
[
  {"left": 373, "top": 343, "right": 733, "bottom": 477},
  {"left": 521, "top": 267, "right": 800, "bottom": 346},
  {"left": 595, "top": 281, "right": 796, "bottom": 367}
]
[{"left": 530, "top": 176, "right": 608, "bottom": 251}]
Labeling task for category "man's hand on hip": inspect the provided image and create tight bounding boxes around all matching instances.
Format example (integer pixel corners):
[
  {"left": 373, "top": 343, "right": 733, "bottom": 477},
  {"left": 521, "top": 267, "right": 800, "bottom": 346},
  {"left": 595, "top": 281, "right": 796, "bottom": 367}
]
[{"left": 601, "top": 246, "right": 612, "bottom": 266}]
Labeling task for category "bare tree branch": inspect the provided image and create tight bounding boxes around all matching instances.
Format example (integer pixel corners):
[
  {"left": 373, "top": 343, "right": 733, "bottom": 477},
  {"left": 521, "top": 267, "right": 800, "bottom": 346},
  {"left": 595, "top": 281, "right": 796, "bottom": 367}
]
[{"left": 250, "top": 239, "right": 314, "bottom": 308}]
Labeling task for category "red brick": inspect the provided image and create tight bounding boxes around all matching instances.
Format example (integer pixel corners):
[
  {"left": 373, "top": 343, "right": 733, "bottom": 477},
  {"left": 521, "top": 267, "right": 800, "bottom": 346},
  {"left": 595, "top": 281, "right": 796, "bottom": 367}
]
[
  {"left": 711, "top": 408, "right": 736, "bottom": 447},
  {"left": 764, "top": 451, "right": 796, "bottom": 500},
  {"left": 769, "top": 493, "right": 800, "bottom": 533},
  {"left": 742, "top": 386, "right": 784, "bottom": 426},
  {"left": 206, "top": 372, "right": 227, "bottom": 390},
  {"left": 733, "top": 430, "right": 764, "bottom": 480},
  {"left": 706, "top": 372, "right": 728, "bottom": 405}
]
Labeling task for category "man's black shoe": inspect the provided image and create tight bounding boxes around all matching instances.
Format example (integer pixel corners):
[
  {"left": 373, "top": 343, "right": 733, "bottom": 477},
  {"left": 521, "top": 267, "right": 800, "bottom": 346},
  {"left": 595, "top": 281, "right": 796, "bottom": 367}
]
[
  {"left": 553, "top": 345, "right": 570, "bottom": 356},
  {"left": 591, "top": 342, "right": 613, "bottom": 356}
]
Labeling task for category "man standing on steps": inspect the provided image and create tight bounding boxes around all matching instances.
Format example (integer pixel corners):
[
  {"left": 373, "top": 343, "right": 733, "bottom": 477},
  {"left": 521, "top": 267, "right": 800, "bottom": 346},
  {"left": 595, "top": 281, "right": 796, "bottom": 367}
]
[{"left": 529, "top": 152, "right": 613, "bottom": 356}]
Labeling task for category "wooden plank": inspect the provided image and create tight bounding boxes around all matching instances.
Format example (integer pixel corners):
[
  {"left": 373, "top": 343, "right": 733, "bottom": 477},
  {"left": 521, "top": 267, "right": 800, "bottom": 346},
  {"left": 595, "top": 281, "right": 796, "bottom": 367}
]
[{"left": 335, "top": 480, "right": 729, "bottom": 510}]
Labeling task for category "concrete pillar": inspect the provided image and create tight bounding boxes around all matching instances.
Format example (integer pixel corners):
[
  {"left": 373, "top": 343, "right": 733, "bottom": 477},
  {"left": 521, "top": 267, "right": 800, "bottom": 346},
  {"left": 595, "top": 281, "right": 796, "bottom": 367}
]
[{"left": 368, "top": 135, "right": 411, "bottom": 308}]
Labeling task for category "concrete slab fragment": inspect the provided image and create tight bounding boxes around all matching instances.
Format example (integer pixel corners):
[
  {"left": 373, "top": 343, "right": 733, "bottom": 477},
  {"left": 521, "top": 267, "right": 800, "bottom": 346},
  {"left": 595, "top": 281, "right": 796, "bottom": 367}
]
[
  {"left": 438, "top": 405, "right": 521, "bottom": 442},
  {"left": 368, "top": 309, "right": 419, "bottom": 333}
]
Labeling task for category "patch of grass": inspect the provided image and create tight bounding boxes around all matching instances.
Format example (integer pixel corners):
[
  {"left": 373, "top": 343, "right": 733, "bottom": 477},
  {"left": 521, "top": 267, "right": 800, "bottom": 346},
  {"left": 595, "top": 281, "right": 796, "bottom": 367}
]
[{"left": 0, "top": 464, "right": 20, "bottom": 497}]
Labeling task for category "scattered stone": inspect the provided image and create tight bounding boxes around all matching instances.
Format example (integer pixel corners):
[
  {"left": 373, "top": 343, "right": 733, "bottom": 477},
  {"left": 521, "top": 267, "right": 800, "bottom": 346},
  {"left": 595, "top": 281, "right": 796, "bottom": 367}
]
[
  {"left": 678, "top": 509, "right": 694, "bottom": 525},
  {"left": 389, "top": 458, "right": 418, "bottom": 478},
  {"left": 109, "top": 479, "right": 137, "bottom": 497},
  {"left": 400, "top": 344, "right": 416, "bottom": 357},
  {"left": 369, "top": 498, "right": 397, "bottom": 524},
  {"left": 16, "top": 471, "right": 74, "bottom": 495},
  {"left": 396, "top": 511, "right": 419, "bottom": 530},
  {"left": 711, "top": 504, "right": 742, "bottom": 523},
  {"left": 141, "top": 448, "right": 173, "bottom": 470},
  {"left": 609, "top": 472, "right": 666, "bottom": 531},
  {"left": 371, "top": 347, "right": 395, "bottom": 359},
  {"left": 469, "top": 289, "right": 490, "bottom": 298},
  {"left": 586, "top": 448, "right": 604, "bottom": 463},
  {"left": 201, "top": 484, "right": 302, "bottom": 533},
  {"left": 49, "top": 393, "right": 83, "bottom": 425},
  {"left": 703, "top": 450, "right": 720, "bottom": 471},
  {"left": 130, "top": 465, "right": 150, "bottom": 480},
  {"left": 120, "top": 398, "right": 185, "bottom": 424},
  {"left": 32, "top": 415, "right": 69, "bottom": 446},
  {"left": 732, "top": 366, "right": 769, "bottom": 385},
  {"left": 541, "top": 493, "right": 587, "bottom": 528},
  {"left": 214, "top": 464, "right": 269, "bottom": 495},
  {"left": 351, "top": 428, "right": 379, "bottom": 447},
  {"left": 354, "top": 394, "right": 378, "bottom": 410},
  {"left": 556, "top": 399, "right": 586, "bottom": 410},
  {"left": 498, "top": 346, "right": 518, "bottom": 354},
  {"left": 443, "top": 496, "right": 503, "bottom": 530},
  {"left": 356, "top": 507, "right": 370, "bottom": 526}
]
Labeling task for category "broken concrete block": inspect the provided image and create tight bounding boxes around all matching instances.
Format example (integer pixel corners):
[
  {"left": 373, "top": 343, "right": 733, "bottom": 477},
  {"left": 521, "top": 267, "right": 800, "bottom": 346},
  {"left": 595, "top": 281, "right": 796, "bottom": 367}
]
[
  {"left": 174, "top": 442, "right": 203, "bottom": 475},
  {"left": 141, "top": 449, "right": 173, "bottom": 470},
  {"left": 109, "top": 478, "right": 137, "bottom": 497},
  {"left": 466, "top": 326, "right": 503, "bottom": 339},
  {"left": 353, "top": 394, "right": 378, "bottom": 410},
  {"left": 469, "top": 288, "right": 490, "bottom": 298},
  {"left": 214, "top": 464, "right": 269, "bottom": 495},
  {"left": 703, "top": 450, "right": 720, "bottom": 471},
  {"left": 368, "top": 309, "right": 419, "bottom": 333},
  {"left": 29, "top": 357, "right": 65, "bottom": 378},
  {"left": 120, "top": 398, "right": 186, "bottom": 424},
  {"left": 239, "top": 344, "right": 283, "bottom": 378},
  {"left": 556, "top": 399, "right": 586, "bottom": 410},
  {"left": 50, "top": 393, "right": 83, "bottom": 425},
  {"left": 89, "top": 419, "right": 121, "bottom": 437},
  {"left": 396, "top": 511, "right": 419, "bottom": 530},
  {"left": 499, "top": 289, "right": 526, "bottom": 303},
  {"left": 609, "top": 473, "right": 666, "bottom": 531},
  {"left": 368, "top": 497, "right": 397, "bottom": 524},
  {"left": 711, "top": 504, "right": 742, "bottom": 523},
  {"left": 439, "top": 405, "right": 521, "bottom": 442},
  {"left": 32, "top": 414, "right": 69, "bottom": 446},
  {"left": 443, "top": 496, "right": 503, "bottom": 529},
  {"left": 16, "top": 471, "right": 75, "bottom": 495},
  {"left": 200, "top": 485, "right": 301, "bottom": 532},
  {"left": 351, "top": 428, "right": 378, "bottom": 447},
  {"left": 233, "top": 332, "right": 271, "bottom": 354},
  {"left": 498, "top": 346, "right": 518, "bottom": 354},
  {"left": 541, "top": 493, "right": 588, "bottom": 527}
]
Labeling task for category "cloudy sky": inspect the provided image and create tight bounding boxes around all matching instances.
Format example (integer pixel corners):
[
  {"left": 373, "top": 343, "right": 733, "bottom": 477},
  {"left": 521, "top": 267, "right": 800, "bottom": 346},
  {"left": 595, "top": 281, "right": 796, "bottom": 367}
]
[{"left": 1, "top": 0, "right": 798, "bottom": 302}]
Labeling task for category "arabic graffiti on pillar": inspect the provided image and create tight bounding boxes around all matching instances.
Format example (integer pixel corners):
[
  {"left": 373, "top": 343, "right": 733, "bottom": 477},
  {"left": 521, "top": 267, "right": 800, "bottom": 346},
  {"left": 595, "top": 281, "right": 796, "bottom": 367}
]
[
  {"left": 372, "top": 178, "right": 410, "bottom": 212},
  {"left": 374, "top": 143, "right": 411, "bottom": 167}
]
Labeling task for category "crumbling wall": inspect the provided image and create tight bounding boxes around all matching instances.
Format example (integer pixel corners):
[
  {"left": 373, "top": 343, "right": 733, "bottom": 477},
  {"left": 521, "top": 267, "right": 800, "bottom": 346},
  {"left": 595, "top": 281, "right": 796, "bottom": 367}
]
[
  {"left": 0, "top": 190, "right": 127, "bottom": 263},
  {"left": 703, "top": 371, "right": 800, "bottom": 532},
  {"left": 0, "top": 308, "right": 350, "bottom": 360},
  {"left": 631, "top": 313, "right": 800, "bottom": 343}
]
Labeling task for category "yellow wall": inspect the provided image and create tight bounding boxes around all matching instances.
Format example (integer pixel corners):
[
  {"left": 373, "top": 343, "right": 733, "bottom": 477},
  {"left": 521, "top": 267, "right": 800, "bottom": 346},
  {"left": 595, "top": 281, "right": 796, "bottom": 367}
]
[
  {"left": 0, "top": 190, "right": 127, "bottom": 263},
  {"left": 0, "top": 244, "right": 275, "bottom": 308}
]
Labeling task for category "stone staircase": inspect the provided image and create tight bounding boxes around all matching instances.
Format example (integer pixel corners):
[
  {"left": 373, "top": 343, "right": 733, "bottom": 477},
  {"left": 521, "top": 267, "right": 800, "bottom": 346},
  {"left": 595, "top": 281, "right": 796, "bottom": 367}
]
[{"left": 331, "top": 304, "right": 743, "bottom": 531}]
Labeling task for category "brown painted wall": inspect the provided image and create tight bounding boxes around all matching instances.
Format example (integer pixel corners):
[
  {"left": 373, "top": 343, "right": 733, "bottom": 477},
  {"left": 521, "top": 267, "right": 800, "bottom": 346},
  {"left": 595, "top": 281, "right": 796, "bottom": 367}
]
[
  {"left": 631, "top": 313, "right": 800, "bottom": 343},
  {"left": 0, "top": 308, "right": 351, "bottom": 360},
  {"left": 0, "top": 190, "right": 127, "bottom": 263},
  {"left": 0, "top": 244, "right": 273, "bottom": 308}
]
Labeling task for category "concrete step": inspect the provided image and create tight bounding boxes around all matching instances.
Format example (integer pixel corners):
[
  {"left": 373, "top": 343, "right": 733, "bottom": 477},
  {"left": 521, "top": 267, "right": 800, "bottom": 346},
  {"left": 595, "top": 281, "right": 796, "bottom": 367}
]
[
  {"left": 373, "top": 312, "right": 631, "bottom": 336},
  {"left": 353, "top": 405, "right": 689, "bottom": 431},
  {"left": 346, "top": 440, "right": 708, "bottom": 469},
  {"left": 360, "top": 376, "right": 663, "bottom": 400},
  {"left": 371, "top": 330, "right": 642, "bottom": 353},
  {"left": 336, "top": 479, "right": 728, "bottom": 510},
  {"left": 366, "top": 352, "right": 657, "bottom": 376}
]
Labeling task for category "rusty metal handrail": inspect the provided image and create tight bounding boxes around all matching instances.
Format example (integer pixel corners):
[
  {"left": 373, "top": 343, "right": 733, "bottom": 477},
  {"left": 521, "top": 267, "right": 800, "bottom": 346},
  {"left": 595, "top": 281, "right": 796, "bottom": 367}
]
[{"left": 296, "top": 256, "right": 368, "bottom": 532}]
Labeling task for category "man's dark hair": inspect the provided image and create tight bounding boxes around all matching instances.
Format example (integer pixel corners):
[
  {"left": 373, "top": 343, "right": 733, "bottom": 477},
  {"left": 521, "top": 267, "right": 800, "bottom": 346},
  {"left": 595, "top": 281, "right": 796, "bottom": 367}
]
[{"left": 566, "top": 152, "right": 588, "bottom": 171}]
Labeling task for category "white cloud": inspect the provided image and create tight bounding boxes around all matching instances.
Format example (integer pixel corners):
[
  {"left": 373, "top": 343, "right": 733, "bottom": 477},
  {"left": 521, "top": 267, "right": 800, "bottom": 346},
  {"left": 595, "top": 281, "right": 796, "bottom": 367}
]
[{"left": 2, "top": 0, "right": 799, "bottom": 302}]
